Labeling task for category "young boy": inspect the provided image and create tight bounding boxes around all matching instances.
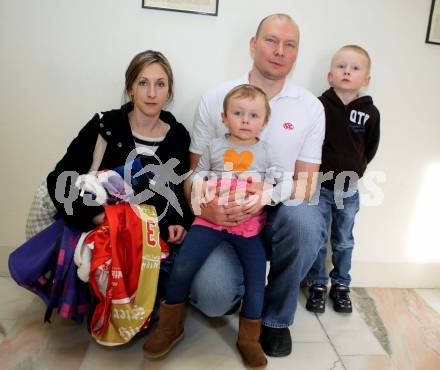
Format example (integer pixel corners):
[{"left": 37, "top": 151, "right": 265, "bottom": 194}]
[
  {"left": 306, "top": 45, "right": 380, "bottom": 314},
  {"left": 143, "top": 84, "right": 291, "bottom": 368}
]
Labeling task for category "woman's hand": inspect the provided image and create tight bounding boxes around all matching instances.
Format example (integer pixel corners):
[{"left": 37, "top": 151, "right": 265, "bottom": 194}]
[
  {"left": 168, "top": 225, "right": 187, "bottom": 244},
  {"left": 92, "top": 212, "right": 105, "bottom": 225}
]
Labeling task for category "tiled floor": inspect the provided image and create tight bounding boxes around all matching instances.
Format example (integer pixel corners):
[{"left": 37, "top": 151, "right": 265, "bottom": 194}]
[{"left": 0, "top": 277, "right": 439, "bottom": 370}]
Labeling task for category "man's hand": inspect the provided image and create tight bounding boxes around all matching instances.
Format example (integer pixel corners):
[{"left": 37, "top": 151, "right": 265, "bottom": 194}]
[
  {"left": 292, "top": 160, "right": 320, "bottom": 202},
  {"left": 200, "top": 194, "right": 242, "bottom": 226},
  {"left": 242, "top": 180, "right": 267, "bottom": 215},
  {"left": 216, "top": 179, "right": 268, "bottom": 224},
  {"left": 225, "top": 179, "right": 267, "bottom": 223},
  {"left": 168, "top": 225, "right": 187, "bottom": 244}
]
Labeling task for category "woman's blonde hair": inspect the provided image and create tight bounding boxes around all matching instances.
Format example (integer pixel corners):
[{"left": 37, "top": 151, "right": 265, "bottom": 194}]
[{"left": 124, "top": 50, "right": 174, "bottom": 103}]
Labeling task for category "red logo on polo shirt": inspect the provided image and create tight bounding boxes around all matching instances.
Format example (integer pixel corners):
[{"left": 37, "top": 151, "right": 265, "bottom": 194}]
[{"left": 283, "top": 122, "right": 294, "bottom": 130}]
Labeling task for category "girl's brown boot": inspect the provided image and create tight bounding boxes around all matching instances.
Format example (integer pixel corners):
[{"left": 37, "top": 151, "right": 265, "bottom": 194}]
[
  {"left": 143, "top": 301, "right": 186, "bottom": 358},
  {"left": 237, "top": 316, "right": 268, "bottom": 368}
]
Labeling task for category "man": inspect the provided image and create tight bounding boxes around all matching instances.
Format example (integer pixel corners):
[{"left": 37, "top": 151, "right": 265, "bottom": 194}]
[{"left": 186, "top": 14, "right": 325, "bottom": 357}]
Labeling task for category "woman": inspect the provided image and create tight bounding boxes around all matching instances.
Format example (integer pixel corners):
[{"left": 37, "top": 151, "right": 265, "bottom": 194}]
[
  {"left": 44, "top": 51, "right": 193, "bottom": 342},
  {"left": 47, "top": 50, "right": 192, "bottom": 240},
  {"left": 9, "top": 51, "right": 191, "bottom": 344}
]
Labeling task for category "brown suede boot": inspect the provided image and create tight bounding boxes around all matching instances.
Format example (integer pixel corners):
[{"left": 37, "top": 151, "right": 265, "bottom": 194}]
[
  {"left": 237, "top": 316, "right": 268, "bottom": 368},
  {"left": 143, "top": 301, "right": 186, "bottom": 358}
]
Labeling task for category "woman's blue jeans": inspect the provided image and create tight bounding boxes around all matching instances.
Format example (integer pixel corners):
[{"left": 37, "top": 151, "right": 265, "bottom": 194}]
[
  {"left": 166, "top": 226, "right": 266, "bottom": 319},
  {"left": 307, "top": 186, "right": 360, "bottom": 286},
  {"left": 189, "top": 201, "right": 323, "bottom": 328}
]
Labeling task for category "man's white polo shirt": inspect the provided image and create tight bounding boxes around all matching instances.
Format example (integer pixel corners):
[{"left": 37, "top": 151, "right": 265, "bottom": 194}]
[{"left": 190, "top": 74, "right": 325, "bottom": 174}]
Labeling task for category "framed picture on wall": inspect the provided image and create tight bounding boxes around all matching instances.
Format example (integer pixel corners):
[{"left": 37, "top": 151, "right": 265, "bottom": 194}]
[
  {"left": 426, "top": 0, "right": 440, "bottom": 44},
  {"left": 142, "top": 0, "right": 219, "bottom": 16}
]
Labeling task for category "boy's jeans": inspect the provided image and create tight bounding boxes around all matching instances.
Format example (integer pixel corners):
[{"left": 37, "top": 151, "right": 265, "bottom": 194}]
[
  {"left": 307, "top": 186, "right": 360, "bottom": 286},
  {"left": 188, "top": 201, "right": 323, "bottom": 328}
]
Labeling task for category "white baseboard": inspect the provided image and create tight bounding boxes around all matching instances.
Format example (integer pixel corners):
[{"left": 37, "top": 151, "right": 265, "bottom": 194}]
[{"left": 350, "top": 261, "right": 440, "bottom": 288}]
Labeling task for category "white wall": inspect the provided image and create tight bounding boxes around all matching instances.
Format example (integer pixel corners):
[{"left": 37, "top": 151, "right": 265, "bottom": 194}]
[{"left": 1, "top": 0, "right": 439, "bottom": 286}]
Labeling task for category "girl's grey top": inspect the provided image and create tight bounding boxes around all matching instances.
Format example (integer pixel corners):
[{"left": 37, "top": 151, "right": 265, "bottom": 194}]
[{"left": 193, "top": 135, "right": 293, "bottom": 205}]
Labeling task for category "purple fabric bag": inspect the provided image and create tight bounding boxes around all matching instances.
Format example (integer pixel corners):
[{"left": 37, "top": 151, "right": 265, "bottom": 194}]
[{"left": 8, "top": 219, "right": 90, "bottom": 323}]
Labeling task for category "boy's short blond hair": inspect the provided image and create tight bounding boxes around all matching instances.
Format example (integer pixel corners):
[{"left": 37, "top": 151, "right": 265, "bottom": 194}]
[
  {"left": 223, "top": 84, "right": 271, "bottom": 124},
  {"left": 333, "top": 44, "right": 371, "bottom": 73}
]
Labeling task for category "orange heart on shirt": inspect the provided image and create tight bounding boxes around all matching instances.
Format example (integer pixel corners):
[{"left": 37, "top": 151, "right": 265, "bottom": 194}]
[{"left": 223, "top": 149, "right": 254, "bottom": 172}]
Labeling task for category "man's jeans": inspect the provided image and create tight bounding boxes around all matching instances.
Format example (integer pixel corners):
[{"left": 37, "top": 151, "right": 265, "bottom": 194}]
[
  {"left": 307, "top": 186, "right": 360, "bottom": 286},
  {"left": 189, "top": 201, "right": 322, "bottom": 328}
]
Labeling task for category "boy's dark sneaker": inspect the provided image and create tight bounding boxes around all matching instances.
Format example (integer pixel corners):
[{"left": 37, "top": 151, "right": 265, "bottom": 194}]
[
  {"left": 329, "top": 283, "right": 352, "bottom": 313},
  {"left": 305, "top": 284, "right": 327, "bottom": 313}
]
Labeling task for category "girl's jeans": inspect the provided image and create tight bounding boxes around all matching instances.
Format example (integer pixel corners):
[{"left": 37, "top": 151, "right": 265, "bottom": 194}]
[{"left": 166, "top": 225, "right": 266, "bottom": 319}]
